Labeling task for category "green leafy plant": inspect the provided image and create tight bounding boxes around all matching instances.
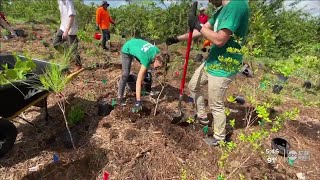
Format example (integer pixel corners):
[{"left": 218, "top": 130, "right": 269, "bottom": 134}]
[
  {"left": 229, "top": 119, "right": 235, "bottom": 128},
  {"left": 67, "top": 104, "right": 85, "bottom": 126},
  {"left": 227, "top": 95, "right": 236, "bottom": 103},
  {"left": 180, "top": 168, "right": 187, "bottom": 180},
  {"left": 0, "top": 53, "right": 36, "bottom": 85},
  {"left": 77, "top": 30, "right": 92, "bottom": 43}
]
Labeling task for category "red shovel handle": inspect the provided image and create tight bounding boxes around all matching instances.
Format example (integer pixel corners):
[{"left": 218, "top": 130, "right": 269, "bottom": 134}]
[
  {"left": 179, "top": 31, "right": 193, "bottom": 96},
  {"left": 179, "top": 1, "right": 198, "bottom": 96}
]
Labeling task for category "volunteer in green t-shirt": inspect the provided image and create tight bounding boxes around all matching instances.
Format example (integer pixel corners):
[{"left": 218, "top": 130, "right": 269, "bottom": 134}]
[
  {"left": 118, "top": 38, "right": 165, "bottom": 113},
  {"left": 166, "top": 0, "right": 250, "bottom": 146}
]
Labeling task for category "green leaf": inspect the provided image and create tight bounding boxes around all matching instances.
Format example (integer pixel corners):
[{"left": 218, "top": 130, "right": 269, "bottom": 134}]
[
  {"left": 4, "top": 69, "right": 18, "bottom": 80},
  {"left": 227, "top": 96, "right": 236, "bottom": 103},
  {"left": 229, "top": 119, "right": 235, "bottom": 128},
  {"left": 0, "top": 74, "right": 8, "bottom": 84},
  {"left": 225, "top": 108, "right": 231, "bottom": 116},
  {"left": 186, "top": 117, "right": 194, "bottom": 124}
]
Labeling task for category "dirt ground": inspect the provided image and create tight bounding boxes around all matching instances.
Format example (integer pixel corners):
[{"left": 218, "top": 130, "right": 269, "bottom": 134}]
[{"left": 0, "top": 24, "right": 319, "bottom": 180}]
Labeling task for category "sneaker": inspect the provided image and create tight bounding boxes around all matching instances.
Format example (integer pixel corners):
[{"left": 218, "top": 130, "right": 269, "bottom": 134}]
[
  {"left": 193, "top": 114, "right": 209, "bottom": 126},
  {"left": 204, "top": 137, "right": 225, "bottom": 146}
]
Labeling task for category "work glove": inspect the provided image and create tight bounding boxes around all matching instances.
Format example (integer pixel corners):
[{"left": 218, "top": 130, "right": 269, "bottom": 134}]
[
  {"left": 131, "top": 101, "right": 142, "bottom": 113},
  {"left": 188, "top": 15, "right": 202, "bottom": 32},
  {"left": 166, "top": 36, "right": 179, "bottom": 45}
]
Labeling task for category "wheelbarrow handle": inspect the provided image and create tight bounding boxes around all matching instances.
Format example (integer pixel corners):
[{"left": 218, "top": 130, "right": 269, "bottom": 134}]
[{"left": 66, "top": 68, "right": 85, "bottom": 84}]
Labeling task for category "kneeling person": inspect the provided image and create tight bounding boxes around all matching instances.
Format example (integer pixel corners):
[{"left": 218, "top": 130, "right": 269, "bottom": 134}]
[{"left": 118, "top": 38, "right": 164, "bottom": 112}]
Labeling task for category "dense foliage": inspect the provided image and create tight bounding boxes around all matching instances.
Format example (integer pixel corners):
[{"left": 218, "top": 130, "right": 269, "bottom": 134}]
[{"left": 3, "top": 0, "right": 319, "bottom": 58}]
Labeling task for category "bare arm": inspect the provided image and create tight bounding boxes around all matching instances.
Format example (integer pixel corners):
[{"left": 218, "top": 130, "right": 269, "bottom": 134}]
[
  {"left": 177, "top": 22, "right": 212, "bottom": 41},
  {"left": 65, "top": 15, "right": 75, "bottom": 34},
  {"left": 200, "top": 27, "right": 232, "bottom": 47},
  {"left": 136, "top": 65, "right": 147, "bottom": 101}
]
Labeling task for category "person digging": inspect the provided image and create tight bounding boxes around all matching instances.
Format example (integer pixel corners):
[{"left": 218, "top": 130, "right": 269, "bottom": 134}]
[
  {"left": 166, "top": 0, "right": 250, "bottom": 146},
  {"left": 117, "top": 38, "right": 166, "bottom": 113}
]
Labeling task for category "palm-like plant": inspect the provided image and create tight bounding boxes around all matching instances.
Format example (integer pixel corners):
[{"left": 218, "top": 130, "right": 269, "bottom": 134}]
[{"left": 38, "top": 44, "right": 83, "bottom": 150}]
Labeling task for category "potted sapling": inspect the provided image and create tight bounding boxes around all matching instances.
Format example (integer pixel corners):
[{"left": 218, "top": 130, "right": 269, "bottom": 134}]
[{"left": 272, "top": 62, "right": 294, "bottom": 94}]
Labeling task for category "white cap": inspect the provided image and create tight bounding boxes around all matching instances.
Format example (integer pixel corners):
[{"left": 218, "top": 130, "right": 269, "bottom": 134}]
[{"left": 200, "top": 7, "right": 206, "bottom": 11}]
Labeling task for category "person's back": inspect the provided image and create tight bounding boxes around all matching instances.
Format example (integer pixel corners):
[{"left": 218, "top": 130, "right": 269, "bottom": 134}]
[{"left": 121, "top": 38, "right": 160, "bottom": 69}]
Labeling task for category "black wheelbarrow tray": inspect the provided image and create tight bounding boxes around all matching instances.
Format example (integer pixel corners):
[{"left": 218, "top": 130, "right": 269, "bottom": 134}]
[{"left": 0, "top": 54, "right": 84, "bottom": 157}]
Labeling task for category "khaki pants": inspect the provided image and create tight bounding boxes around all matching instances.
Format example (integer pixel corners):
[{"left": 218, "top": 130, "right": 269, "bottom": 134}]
[{"left": 188, "top": 62, "right": 233, "bottom": 140}]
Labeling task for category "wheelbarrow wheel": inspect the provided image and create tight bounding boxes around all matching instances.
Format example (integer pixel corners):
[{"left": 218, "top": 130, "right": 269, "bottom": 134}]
[{"left": 0, "top": 119, "right": 18, "bottom": 157}]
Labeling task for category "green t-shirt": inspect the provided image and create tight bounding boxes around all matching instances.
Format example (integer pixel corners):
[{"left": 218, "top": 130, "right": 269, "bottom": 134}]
[
  {"left": 121, "top": 38, "right": 160, "bottom": 68},
  {"left": 205, "top": 0, "right": 250, "bottom": 77}
]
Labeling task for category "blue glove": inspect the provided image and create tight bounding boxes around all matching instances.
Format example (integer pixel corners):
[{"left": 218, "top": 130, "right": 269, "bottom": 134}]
[{"left": 131, "top": 101, "right": 142, "bottom": 113}]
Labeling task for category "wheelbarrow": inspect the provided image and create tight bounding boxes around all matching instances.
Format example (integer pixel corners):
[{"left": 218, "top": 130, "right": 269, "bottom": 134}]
[{"left": 0, "top": 54, "right": 84, "bottom": 157}]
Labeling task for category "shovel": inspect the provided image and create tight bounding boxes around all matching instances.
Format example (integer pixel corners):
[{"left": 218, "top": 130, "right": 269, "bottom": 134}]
[{"left": 171, "top": 1, "right": 198, "bottom": 124}]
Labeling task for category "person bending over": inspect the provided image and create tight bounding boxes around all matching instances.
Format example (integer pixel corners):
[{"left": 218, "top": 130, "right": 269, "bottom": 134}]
[{"left": 118, "top": 38, "right": 165, "bottom": 113}]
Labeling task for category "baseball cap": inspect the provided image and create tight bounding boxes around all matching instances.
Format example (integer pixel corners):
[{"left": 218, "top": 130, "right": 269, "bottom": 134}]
[{"left": 200, "top": 7, "right": 206, "bottom": 11}]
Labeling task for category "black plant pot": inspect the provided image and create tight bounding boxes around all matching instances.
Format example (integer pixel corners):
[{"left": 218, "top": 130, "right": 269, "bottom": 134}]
[
  {"left": 273, "top": 85, "right": 283, "bottom": 94},
  {"left": 240, "top": 64, "right": 253, "bottom": 78},
  {"left": 14, "top": 29, "right": 25, "bottom": 37},
  {"left": 303, "top": 81, "right": 312, "bottom": 89},
  {"left": 235, "top": 95, "right": 245, "bottom": 105},
  {"left": 127, "top": 72, "right": 153, "bottom": 92},
  {"left": 271, "top": 137, "right": 290, "bottom": 157},
  {"left": 277, "top": 74, "right": 288, "bottom": 82},
  {"left": 195, "top": 54, "right": 203, "bottom": 62},
  {"left": 143, "top": 71, "right": 152, "bottom": 92},
  {"left": 97, "top": 101, "right": 113, "bottom": 116},
  {"left": 242, "top": 68, "right": 253, "bottom": 78},
  {"left": 127, "top": 74, "right": 137, "bottom": 92}
]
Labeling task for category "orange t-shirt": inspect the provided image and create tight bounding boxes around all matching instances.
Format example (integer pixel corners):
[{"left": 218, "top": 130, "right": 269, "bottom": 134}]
[{"left": 96, "top": 6, "right": 114, "bottom": 30}]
